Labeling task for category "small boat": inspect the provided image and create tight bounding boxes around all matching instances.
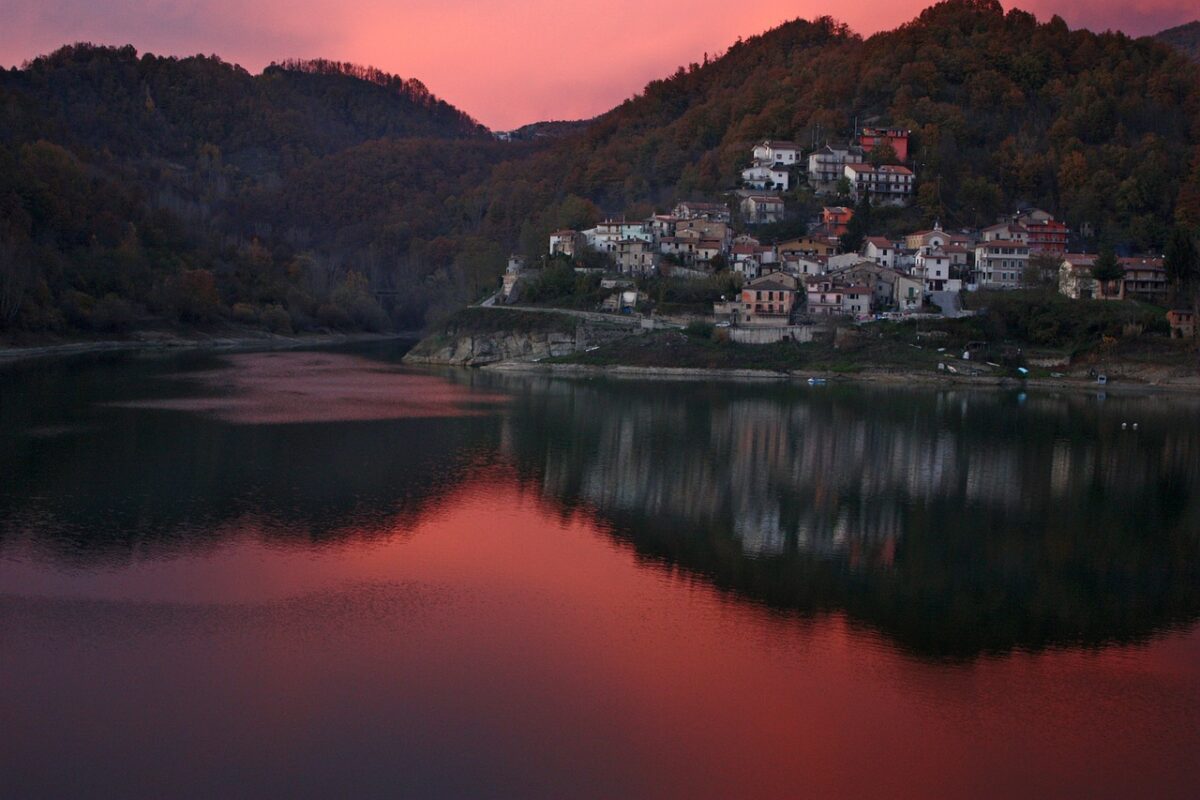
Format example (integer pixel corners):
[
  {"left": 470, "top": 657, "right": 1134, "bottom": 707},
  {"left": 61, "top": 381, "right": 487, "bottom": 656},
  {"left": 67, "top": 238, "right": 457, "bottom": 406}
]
[
  {"left": 807, "top": 377, "right": 827, "bottom": 386},
  {"left": 1097, "top": 373, "right": 1108, "bottom": 385}
]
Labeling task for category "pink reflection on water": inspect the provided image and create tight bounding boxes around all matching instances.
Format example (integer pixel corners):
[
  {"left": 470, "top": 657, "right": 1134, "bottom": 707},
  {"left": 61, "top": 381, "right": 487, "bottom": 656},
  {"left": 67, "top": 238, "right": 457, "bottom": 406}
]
[
  {"left": 2, "top": 476, "right": 1198, "bottom": 797},
  {"left": 116, "top": 351, "right": 506, "bottom": 423}
]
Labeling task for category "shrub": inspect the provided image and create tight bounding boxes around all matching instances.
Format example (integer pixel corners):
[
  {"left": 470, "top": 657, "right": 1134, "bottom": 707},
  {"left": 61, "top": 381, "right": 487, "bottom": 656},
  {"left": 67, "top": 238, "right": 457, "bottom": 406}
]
[
  {"left": 90, "top": 294, "right": 135, "bottom": 332},
  {"left": 61, "top": 290, "right": 95, "bottom": 328},
  {"left": 316, "top": 303, "right": 352, "bottom": 330},
  {"left": 156, "top": 268, "right": 220, "bottom": 322},
  {"left": 261, "top": 304, "right": 292, "bottom": 334},
  {"left": 685, "top": 320, "right": 714, "bottom": 339},
  {"left": 331, "top": 271, "right": 389, "bottom": 331},
  {"left": 231, "top": 302, "right": 259, "bottom": 324}
]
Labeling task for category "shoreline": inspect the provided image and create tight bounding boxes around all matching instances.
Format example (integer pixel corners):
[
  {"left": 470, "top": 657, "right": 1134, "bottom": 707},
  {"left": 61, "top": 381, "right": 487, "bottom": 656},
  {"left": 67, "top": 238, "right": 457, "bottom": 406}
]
[
  {"left": 0, "top": 331, "right": 418, "bottom": 366},
  {"left": 483, "top": 359, "right": 1200, "bottom": 395}
]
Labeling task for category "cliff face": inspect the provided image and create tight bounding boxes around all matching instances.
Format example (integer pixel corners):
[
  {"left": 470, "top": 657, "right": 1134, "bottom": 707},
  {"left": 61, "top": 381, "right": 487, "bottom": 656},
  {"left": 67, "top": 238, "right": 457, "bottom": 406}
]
[{"left": 403, "top": 329, "right": 581, "bottom": 366}]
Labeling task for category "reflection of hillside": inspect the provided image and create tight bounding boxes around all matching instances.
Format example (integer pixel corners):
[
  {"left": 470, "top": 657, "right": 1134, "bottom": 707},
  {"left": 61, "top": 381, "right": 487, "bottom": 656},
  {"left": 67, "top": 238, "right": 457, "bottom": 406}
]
[
  {"left": 482, "top": 374, "right": 1200, "bottom": 658},
  {"left": 0, "top": 353, "right": 502, "bottom": 566}
]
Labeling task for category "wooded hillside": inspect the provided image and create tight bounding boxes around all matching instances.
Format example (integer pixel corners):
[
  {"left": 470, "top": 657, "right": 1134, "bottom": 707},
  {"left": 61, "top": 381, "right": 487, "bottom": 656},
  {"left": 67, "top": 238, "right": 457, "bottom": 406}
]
[{"left": 2, "top": 1, "right": 1199, "bottom": 336}]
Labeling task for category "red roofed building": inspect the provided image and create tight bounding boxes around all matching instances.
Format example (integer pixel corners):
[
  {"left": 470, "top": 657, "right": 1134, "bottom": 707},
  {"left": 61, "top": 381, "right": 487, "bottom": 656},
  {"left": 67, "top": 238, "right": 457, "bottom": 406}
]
[
  {"left": 857, "top": 127, "right": 910, "bottom": 162},
  {"left": 1025, "top": 219, "right": 1070, "bottom": 257},
  {"left": 843, "top": 163, "right": 915, "bottom": 206}
]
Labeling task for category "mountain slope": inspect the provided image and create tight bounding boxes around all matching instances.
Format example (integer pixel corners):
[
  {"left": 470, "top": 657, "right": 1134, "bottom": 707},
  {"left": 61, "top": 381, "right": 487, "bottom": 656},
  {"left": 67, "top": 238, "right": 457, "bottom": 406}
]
[
  {"left": 3, "top": 1, "right": 1200, "bottom": 338},
  {"left": 0, "top": 43, "right": 500, "bottom": 334},
  {"left": 1156, "top": 21, "right": 1200, "bottom": 62},
  {"left": 487, "top": 0, "right": 1200, "bottom": 255},
  {"left": 0, "top": 44, "right": 488, "bottom": 164}
]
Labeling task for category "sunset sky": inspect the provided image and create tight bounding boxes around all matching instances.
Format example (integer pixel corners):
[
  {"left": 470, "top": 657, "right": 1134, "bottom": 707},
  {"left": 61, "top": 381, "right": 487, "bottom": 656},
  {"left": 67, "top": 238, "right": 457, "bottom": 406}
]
[{"left": 2, "top": 1, "right": 1196, "bottom": 129}]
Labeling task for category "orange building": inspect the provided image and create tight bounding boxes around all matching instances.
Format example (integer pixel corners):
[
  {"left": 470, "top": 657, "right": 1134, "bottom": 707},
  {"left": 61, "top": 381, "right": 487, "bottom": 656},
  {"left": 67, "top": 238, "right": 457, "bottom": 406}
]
[
  {"left": 858, "top": 127, "right": 910, "bottom": 162},
  {"left": 821, "top": 206, "right": 854, "bottom": 237}
]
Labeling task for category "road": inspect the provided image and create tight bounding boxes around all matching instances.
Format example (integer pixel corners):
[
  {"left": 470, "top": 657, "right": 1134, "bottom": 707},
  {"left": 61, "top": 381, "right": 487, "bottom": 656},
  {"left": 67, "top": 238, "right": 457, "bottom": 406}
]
[
  {"left": 475, "top": 301, "right": 681, "bottom": 329},
  {"left": 928, "top": 290, "right": 969, "bottom": 318}
]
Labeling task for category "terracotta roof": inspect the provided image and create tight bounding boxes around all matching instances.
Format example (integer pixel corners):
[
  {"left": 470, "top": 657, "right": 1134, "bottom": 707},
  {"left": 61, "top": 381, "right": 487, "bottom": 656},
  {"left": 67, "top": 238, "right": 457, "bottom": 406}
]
[
  {"left": 1119, "top": 256, "right": 1165, "bottom": 269},
  {"left": 747, "top": 281, "right": 795, "bottom": 293},
  {"left": 845, "top": 163, "right": 913, "bottom": 175}
]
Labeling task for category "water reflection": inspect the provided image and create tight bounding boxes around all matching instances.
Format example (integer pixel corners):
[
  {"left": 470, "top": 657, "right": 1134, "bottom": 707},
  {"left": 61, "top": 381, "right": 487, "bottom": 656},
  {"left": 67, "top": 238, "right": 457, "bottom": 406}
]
[
  {"left": 476, "top": 373, "right": 1200, "bottom": 658},
  {"left": 3, "top": 350, "right": 1199, "bottom": 660}
]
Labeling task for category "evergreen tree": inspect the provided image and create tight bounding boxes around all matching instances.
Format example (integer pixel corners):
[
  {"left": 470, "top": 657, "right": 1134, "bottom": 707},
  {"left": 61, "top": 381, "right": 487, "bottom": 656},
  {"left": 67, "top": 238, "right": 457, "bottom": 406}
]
[
  {"left": 1090, "top": 247, "right": 1124, "bottom": 299},
  {"left": 1165, "top": 226, "right": 1199, "bottom": 305}
]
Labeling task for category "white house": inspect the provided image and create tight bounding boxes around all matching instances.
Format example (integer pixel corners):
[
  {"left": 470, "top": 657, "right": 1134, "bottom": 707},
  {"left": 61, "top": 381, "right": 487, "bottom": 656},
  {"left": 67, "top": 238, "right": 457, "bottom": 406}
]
[
  {"left": 804, "top": 279, "right": 871, "bottom": 318},
  {"left": 915, "top": 249, "right": 952, "bottom": 292},
  {"left": 981, "top": 222, "right": 1029, "bottom": 243},
  {"left": 825, "top": 252, "right": 864, "bottom": 271},
  {"left": 615, "top": 238, "right": 656, "bottom": 275},
  {"left": 741, "top": 163, "right": 790, "bottom": 192},
  {"left": 584, "top": 219, "right": 652, "bottom": 254},
  {"left": 807, "top": 144, "right": 856, "bottom": 191},
  {"left": 863, "top": 237, "right": 898, "bottom": 269},
  {"left": 843, "top": 163, "right": 915, "bottom": 206},
  {"left": 549, "top": 229, "right": 580, "bottom": 257},
  {"left": 672, "top": 201, "right": 730, "bottom": 222},
  {"left": 752, "top": 140, "right": 801, "bottom": 166},
  {"left": 974, "top": 238, "right": 1030, "bottom": 289},
  {"left": 740, "top": 194, "right": 785, "bottom": 224},
  {"left": 785, "top": 256, "right": 827, "bottom": 277}
]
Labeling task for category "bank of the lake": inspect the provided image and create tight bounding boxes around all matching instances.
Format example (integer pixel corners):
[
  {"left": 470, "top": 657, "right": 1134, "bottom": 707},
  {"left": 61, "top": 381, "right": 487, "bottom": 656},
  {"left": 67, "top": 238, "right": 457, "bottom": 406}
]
[
  {"left": 0, "top": 329, "right": 418, "bottom": 365},
  {"left": 406, "top": 306, "right": 1200, "bottom": 391}
]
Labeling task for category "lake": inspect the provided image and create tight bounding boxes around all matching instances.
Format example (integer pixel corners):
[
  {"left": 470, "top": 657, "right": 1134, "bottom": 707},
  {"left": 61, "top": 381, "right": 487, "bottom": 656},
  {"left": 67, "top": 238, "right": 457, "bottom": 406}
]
[{"left": 2, "top": 343, "right": 1198, "bottom": 798}]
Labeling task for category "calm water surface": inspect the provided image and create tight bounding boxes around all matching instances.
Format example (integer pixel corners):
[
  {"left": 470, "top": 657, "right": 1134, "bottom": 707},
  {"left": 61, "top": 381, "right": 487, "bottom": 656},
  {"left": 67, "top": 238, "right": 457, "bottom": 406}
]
[{"left": 2, "top": 343, "right": 1198, "bottom": 798}]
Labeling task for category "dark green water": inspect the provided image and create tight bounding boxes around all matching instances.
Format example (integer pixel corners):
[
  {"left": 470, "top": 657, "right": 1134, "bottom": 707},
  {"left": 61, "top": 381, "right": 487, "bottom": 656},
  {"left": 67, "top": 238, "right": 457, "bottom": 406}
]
[{"left": 2, "top": 343, "right": 1198, "bottom": 798}]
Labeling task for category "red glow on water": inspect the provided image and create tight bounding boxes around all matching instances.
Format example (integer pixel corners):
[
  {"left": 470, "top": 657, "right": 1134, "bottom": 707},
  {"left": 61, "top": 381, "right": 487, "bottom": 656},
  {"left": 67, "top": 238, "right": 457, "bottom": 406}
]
[
  {"left": 3, "top": 476, "right": 1197, "bottom": 797},
  {"left": 115, "top": 352, "right": 508, "bottom": 423}
]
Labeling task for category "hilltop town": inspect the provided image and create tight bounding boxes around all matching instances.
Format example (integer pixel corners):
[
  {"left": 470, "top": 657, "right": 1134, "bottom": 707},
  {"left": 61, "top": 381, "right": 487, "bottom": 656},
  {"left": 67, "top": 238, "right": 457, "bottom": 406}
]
[
  {"left": 397, "top": 126, "right": 1200, "bottom": 382},
  {"left": 479, "top": 128, "right": 1197, "bottom": 353}
]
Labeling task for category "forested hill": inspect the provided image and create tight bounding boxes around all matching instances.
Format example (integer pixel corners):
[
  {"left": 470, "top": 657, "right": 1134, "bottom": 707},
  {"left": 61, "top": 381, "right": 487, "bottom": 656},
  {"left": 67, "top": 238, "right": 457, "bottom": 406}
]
[
  {"left": 2, "top": 1, "right": 1200, "bottom": 340},
  {"left": 499, "top": 0, "right": 1200, "bottom": 253},
  {"left": 0, "top": 44, "right": 487, "bottom": 162},
  {"left": 1156, "top": 22, "right": 1200, "bottom": 62},
  {"left": 0, "top": 44, "right": 503, "bottom": 335}
]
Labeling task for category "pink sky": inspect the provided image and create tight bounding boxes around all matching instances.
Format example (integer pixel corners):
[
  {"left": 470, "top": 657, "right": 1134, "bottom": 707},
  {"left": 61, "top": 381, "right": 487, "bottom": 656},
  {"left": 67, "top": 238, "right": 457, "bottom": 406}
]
[{"left": 1, "top": 1, "right": 1196, "bottom": 129}]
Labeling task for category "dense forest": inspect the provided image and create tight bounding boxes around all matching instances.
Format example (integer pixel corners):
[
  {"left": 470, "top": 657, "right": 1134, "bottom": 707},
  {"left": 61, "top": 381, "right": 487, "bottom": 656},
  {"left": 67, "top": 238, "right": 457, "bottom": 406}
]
[
  {"left": 2, "top": 0, "right": 1200, "bottom": 337},
  {"left": 1157, "top": 21, "right": 1200, "bottom": 62}
]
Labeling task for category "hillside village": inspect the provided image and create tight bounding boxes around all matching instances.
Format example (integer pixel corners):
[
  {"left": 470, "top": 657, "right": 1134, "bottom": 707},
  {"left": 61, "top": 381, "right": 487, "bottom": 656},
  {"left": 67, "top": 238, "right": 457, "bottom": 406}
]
[{"left": 507, "top": 128, "right": 1196, "bottom": 344}]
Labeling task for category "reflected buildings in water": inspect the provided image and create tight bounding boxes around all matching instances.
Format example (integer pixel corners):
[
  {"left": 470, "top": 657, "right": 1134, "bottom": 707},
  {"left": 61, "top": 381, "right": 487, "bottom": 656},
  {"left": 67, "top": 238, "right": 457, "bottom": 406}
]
[{"left": 482, "top": 374, "right": 1200, "bottom": 656}]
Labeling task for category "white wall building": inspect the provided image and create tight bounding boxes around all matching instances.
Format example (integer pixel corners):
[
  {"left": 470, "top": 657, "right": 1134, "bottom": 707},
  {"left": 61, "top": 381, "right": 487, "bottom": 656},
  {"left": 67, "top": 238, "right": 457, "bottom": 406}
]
[
  {"left": 974, "top": 239, "right": 1030, "bottom": 289},
  {"left": 741, "top": 163, "right": 790, "bottom": 192},
  {"left": 807, "top": 144, "right": 855, "bottom": 191},
  {"left": 752, "top": 140, "right": 801, "bottom": 166},
  {"left": 740, "top": 194, "right": 785, "bottom": 224},
  {"left": 843, "top": 163, "right": 915, "bottom": 206},
  {"left": 863, "top": 237, "right": 898, "bottom": 269}
]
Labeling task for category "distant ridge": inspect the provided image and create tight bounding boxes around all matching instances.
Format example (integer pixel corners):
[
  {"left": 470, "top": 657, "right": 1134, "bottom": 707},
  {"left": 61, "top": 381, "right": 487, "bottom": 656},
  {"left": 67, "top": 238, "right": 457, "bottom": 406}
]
[{"left": 1155, "top": 20, "right": 1200, "bottom": 61}]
